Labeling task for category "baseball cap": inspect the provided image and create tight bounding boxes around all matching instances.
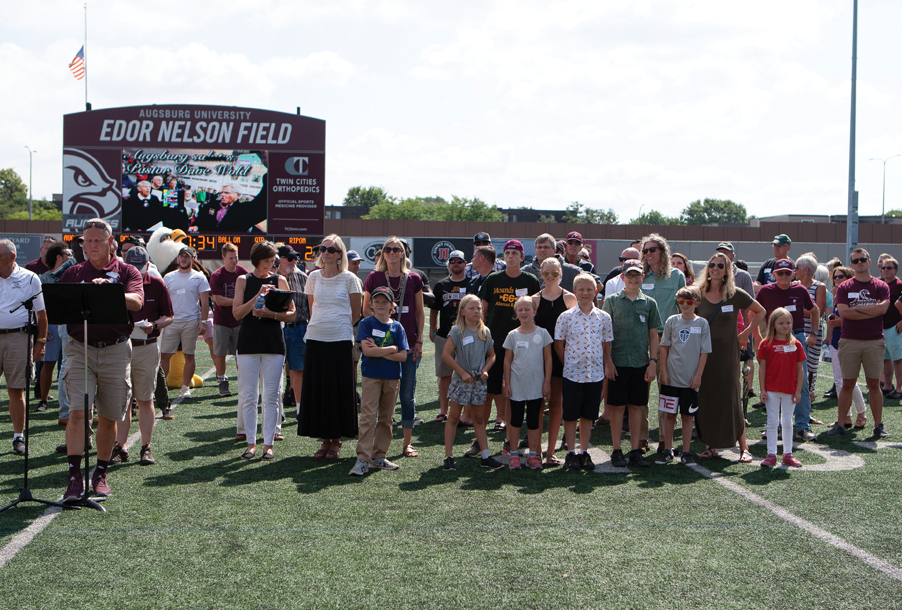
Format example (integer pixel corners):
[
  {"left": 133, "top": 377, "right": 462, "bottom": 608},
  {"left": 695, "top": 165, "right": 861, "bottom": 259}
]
[
  {"left": 123, "top": 235, "right": 146, "bottom": 248},
  {"left": 566, "top": 231, "right": 583, "bottom": 243},
  {"left": 277, "top": 245, "right": 299, "bottom": 260},
  {"left": 399, "top": 239, "right": 412, "bottom": 255},
  {"left": 772, "top": 234, "right": 792, "bottom": 246},
  {"left": 622, "top": 259, "right": 643, "bottom": 274},
  {"left": 555, "top": 241, "right": 566, "bottom": 255},
  {"left": 347, "top": 250, "right": 362, "bottom": 262},
  {"left": 503, "top": 239, "right": 524, "bottom": 254},
  {"left": 124, "top": 246, "right": 149, "bottom": 273},
  {"left": 774, "top": 258, "right": 795, "bottom": 271},
  {"left": 473, "top": 232, "right": 491, "bottom": 243},
  {"left": 448, "top": 250, "right": 466, "bottom": 264},
  {"left": 716, "top": 242, "right": 734, "bottom": 253},
  {"left": 178, "top": 245, "right": 195, "bottom": 257},
  {"left": 371, "top": 286, "right": 394, "bottom": 301}
]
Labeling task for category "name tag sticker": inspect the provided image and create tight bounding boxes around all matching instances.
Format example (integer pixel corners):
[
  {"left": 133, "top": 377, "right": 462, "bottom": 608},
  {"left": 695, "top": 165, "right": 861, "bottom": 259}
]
[
  {"left": 462, "top": 336, "right": 475, "bottom": 346},
  {"left": 401, "top": 305, "right": 409, "bottom": 313},
  {"left": 722, "top": 305, "right": 734, "bottom": 312},
  {"left": 848, "top": 292, "right": 860, "bottom": 299},
  {"left": 336, "top": 292, "right": 349, "bottom": 300},
  {"left": 459, "top": 288, "right": 466, "bottom": 294},
  {"left": 639, "top": 315, "right": 646, "bottom": 323},
  {"left": 516, "top": 341, "right": 529, "bottom": 349},
  {"left": 515, "top": 288, "right": 528, "bottom": 297},
  {"left": 782, "top": 344, "right": 797, "bottom": 352},
  {"left": 642, "top": 283, "right": 655, "bottom": 290},
  {"left": 786, "top": 304, "right": 796, "bottom": 312},
  {"left": 690, "top": 326, "right": 702, "bottom": 334},
  {"left": 372, "top": 329, "right": 386, "bottom": 338},
  {"left": 176, "top": 289, "right": 186, "bottom": 295}
]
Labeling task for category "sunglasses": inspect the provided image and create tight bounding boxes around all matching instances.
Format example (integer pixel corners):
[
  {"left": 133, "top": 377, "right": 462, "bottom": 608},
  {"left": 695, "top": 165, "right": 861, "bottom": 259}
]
[
  {"left": 618, "top": 257, "right": 628, "bottom": 263},
  {"left": 642, "top": 246, "right": 659, "bottom": 255},
  {"left": 83, "top": 220, "right": 110, "bottom": 231},
  {"left": 677, "top": 298, "right": 699, "bottom": 305},
  {"left": 851, "top": 257, "right": 869, "bottom": 265},
  {"left": 567, "top": 239, "right": 582, "bottom": 245},
  {"left": 774, "top": 270, "right": 793, "bottom": 277},
  {"left": 383, "top": 246, "right": 403, "bottom": 254},
  {"left": 881, "top": 266, "right": 897, "bottom": 271},
  {"left": 448, "top": 259, "right": 465, "bottom": 264},
  {"left": 832, "top": 274, "right": 847, "bottom": 281},
  {"left": 541, "top": 271, "right": 560, "bottom": 277},
  {"left": 474, "top": 240, "right": 491, "bottom": 246},
  {"left": 707, "top": 262, "right": 725, "bottom": 269},
  {"left": 319, "top": 245, "right": 340, "bottom": 254}
]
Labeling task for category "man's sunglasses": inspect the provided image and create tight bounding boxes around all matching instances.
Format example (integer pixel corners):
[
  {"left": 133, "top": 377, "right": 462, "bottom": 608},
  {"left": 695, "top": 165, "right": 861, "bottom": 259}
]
[
  {"left": 774, "top": 270, "right": 793, "bottom": 277},
  {"left": 851, "top": 257, "right": 869, "bottom": 265},
  {"left": 84, "top": 220, "right": 110, "bottom": 232},
  {"left": 474, "top": 240, "right": 491, "bottom": 246},
  {"left": 642, "top": 246, "right": 659, "bottom": 255},
  {"left": 707, "top": 262, "right": 725, "bottom": 269},
  {"left": 319, "top": 245, "right": 341, "bottom": 254},
  {"left": 881, "top": 266, "right": 897, "bottom": 271},
  {"left": 383, "top": 246, "right": 403, "bottom": 254},
  {"left": 567, "top": 239, "right": 582, "bottom": 245}
]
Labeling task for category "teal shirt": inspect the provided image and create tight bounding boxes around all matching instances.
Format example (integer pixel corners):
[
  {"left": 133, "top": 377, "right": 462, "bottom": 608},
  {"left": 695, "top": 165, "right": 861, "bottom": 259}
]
[
  {"left": 602, "top": 290, "right": 662, "bottom": 368},
  {"left": 641, "top": 268, "right": 685, "bottom": 332}
]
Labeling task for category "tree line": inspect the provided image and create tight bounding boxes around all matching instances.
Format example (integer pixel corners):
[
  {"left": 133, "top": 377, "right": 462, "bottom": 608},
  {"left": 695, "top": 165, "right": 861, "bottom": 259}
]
[{"left": 0, "top": 168, "right": 60, "bottom": 220}]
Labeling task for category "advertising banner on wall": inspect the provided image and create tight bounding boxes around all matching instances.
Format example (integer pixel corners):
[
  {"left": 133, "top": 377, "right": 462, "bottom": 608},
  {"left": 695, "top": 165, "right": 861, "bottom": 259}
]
[
  {"left": 0, "top": 234, "right": 44, "bottom": 265},
  {"left": 413, "top": 238, "right": 474, "bottom": 268},
  {"left": 62, "top": 105, "right": 325, "bottom": 236}
]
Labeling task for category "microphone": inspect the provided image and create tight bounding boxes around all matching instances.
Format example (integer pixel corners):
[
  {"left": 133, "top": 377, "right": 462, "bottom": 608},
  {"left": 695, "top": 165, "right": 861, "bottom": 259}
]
[{"left": 41, "top": 257, "right": 75, "bottom": 284}]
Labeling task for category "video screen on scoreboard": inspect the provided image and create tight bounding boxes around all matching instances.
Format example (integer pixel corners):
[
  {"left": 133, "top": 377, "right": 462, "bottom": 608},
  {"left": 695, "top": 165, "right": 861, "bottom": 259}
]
[{"left": 120, "top": 148, "right": 269, "bottom": 235}]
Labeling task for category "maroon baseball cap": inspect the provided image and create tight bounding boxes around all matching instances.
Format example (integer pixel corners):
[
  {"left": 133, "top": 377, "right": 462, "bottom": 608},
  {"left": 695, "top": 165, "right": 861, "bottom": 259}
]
[
  {"left": 503, "top": 239, "right": 524, "bottom": 254},
  {"left": 566, "top": 231, "right": 583, "bottom": 243},
  {"left": 774, "top": 259, "right": 795, "bottom": 271}
]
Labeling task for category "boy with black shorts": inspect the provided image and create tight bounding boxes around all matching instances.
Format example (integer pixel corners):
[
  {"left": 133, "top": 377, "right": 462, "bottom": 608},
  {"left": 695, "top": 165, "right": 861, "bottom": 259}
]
[
  {"left": 554, "top": 273, "right": 613, "bottom": 470},
  {"left": 602, "top": 260, "right": 662, "bottom": 467},
  {"left": 657, "top": 286, "right": 711, "bottom": 465}
]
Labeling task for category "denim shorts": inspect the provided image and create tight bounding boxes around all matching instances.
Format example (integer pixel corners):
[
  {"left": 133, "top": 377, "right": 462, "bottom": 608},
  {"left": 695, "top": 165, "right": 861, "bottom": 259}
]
[{"left": 283, "top": 323, "right": 308, "bottom": 371}]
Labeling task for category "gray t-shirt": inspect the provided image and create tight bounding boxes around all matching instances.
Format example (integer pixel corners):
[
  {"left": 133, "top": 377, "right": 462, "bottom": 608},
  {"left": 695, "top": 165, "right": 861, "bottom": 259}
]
[
  {"left": 447, "top": 325, "right": 494, "bottom": 383},
  {"left": 502, "top": 327, "right": 554, "bottom": 401},
  {"left": 660, "top": 314, "right": 712, "bottom": 388}
]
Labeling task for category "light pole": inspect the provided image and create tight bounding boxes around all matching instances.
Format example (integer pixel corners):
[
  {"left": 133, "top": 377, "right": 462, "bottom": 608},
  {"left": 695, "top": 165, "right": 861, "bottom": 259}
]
[
  {"left": 24, "top": 146, "right": 36, "bottom": 221},
  {"left": 870, "top": 155, "right": 901, "bottom": 224}
]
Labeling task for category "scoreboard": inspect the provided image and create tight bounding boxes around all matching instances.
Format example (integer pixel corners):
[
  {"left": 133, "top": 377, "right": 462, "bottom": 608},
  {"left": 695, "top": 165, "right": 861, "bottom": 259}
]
[{"left": 65, "top": 233, "right": 322, "bottom": 262}]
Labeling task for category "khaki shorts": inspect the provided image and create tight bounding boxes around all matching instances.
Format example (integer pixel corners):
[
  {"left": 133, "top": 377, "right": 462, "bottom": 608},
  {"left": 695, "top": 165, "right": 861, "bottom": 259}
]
[
  {"left": 213, "top": 325, "right": 240, "bottom": 357},
  {"left": 131, "top": 340, "right": 161, "bottom": 402},
  {"left": 161, "top": 318, "right": 201, "bottom": 355},
  {"left": 838, "top": 337, "right": 885, "bottom": 380},
  {"left": 0, "top": 330, "right": 29, "bottom": 389},
  {"left": 63, "top": 339, "right": 131, "bottom": 421},
  {"left": 434, "top": 335, "right": 453, "bottom": 377}
]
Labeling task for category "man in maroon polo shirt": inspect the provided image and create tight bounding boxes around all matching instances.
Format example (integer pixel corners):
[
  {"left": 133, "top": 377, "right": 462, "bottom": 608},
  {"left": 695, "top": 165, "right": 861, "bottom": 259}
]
[
  {"left": 24, "top": 236, "right": 56, "bottom": 275},
  {"left": 110, "top": 246, "right": 173, "bottom": 467},
  {"left": 59, "top": 218, "right": 143, "bottom": 502}
]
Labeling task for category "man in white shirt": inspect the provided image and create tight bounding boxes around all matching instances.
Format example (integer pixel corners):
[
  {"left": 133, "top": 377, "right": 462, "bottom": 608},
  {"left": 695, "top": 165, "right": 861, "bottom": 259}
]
[
  {"left": 160, "top": 246, "right": 210, "bottom": 399},
  {"left": 0, "top": 239, "right": 47, "bottom": 456}
]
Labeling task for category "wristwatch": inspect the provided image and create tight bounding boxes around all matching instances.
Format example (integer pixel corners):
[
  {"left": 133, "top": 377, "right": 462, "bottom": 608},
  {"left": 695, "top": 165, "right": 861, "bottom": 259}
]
[
  {"left": 649, "top": 357, "right": 658, "bottom": 362},
  {"left": 37, "top": 337, "right": 48, "bottom": 344}
]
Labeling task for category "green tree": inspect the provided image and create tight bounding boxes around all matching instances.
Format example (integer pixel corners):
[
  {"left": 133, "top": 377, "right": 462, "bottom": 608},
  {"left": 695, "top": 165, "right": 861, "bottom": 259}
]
[
  {"left": 886, "top": 209, "right": 902, "bottom": 218},
  {"left": 342, "top": 185, "right": 392, "bottom": 209},
  {"left": 537, "top": 214, "right": 557, "bottom": 223},
  {"left": 0, "top": 168, "right": 29, "bottom": 218},
  {"left": 364, "top": 195, "right": 503, "bottom": 222},
  {"left": 561, "top": 201, "right": 618, "bottom": 225},
  {"left": 629, "top": 210, "right": 684, "bottom": 225},
  {"left": 433, "top": 196, "right": 504, "bottom": 222},
  {"left": 680, "top": 198, "right": 748, "bottom": 225},
  {"left": 8, "top": 205, "right": 61, "bottom": 221}
]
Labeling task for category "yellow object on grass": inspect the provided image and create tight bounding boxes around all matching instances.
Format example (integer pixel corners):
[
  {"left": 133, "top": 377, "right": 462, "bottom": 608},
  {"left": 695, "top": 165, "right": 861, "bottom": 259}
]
[{"left": 166, "top": 350, "right": 204, "bottom": 389}]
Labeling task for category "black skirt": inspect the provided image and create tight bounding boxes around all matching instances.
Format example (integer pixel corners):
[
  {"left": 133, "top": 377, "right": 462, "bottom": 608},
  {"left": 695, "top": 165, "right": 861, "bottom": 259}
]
[{"left": 297, "top": 339, "right": 358, "bottom": 439}]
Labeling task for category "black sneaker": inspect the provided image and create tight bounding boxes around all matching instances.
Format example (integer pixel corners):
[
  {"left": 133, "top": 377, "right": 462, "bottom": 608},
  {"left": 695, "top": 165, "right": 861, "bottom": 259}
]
[
  {"left": 655, "top": 450, "right": 674, "bottom": 464},
  {"left": 825, "top": 423, "right": 846, "bottom": 437},
  {"left": 109, "top": 443, "right": 129, "bottom": 464},
  {"left": 443, "top": 457, "right": 456, "bottom": 471},
  {"left": 502, "top": 439, "right": 511, "bottom": 454},
  {"left": 480, "top": 455, "right": 503, "bottom": 469},
  {"left": 12, "top": 438, "right": 26, "bottom": 456},
  {"left": 578, "top": 452, "right": 595, "bottom": 471},
  {"left": 35, "top": 400, "right": 48, "bottom": 413},
  {"left": 611, "top": 449, "right": 628, "bottom": 468},
  {"left": 628, "top": 449, "right": 651, "bottom": 467},
  {"left": 463, "top": 439, "right": 481, "bottom": 458},
  {"left": 518, "top": 438, "right": 529, "bottom": 449},
  {"left": 680, "top": 452, "right": 696, "bottom": 465},
  {"left": 564, "top": 452, "right": 580, "bottom": 470},
  {"left": 874, "top": 423, "right": 890, "bottom": 438},
  {"left": 218, "top": 378, "right": 231, "bottom": 397}
]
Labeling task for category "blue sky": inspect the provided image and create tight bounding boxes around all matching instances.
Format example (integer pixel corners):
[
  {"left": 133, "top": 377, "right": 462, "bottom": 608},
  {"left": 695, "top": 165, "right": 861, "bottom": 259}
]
[{"left": 2, "top": 0, "right": 901, "bottom": 221}]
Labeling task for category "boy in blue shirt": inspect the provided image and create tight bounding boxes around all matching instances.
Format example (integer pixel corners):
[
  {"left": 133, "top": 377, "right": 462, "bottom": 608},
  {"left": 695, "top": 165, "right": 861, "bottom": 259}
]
[{"left": 351, "top": 286, "right": 409, "bottom": 476}]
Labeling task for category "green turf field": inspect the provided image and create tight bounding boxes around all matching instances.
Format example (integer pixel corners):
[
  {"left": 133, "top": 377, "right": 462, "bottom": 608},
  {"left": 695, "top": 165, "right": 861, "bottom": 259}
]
[{"left": 1, "top": 321, "right": 901, "bottom": 609}]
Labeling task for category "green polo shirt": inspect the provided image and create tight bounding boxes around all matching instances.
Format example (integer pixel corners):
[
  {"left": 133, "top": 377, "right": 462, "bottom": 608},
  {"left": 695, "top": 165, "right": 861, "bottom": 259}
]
[
  {"left": 641, "top": 268, "right": 685, "bottom": 332},
  {"left": 601, "top": 290, "right": 662, "bottom": 368}
]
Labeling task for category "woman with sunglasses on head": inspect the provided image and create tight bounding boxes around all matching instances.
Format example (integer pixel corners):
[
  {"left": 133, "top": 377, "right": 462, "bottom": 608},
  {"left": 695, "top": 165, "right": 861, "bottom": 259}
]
[
  {"left": 825, "top": 266, "right": 867, "bottom": 428},
  {"left": 362, "top": 236, "right": 425, "bottom": 457},
  {"left": 297, "top": 235, "right": 362, "bottom": 459},
  {"left": 531, "top": 257, "right": 577, "bottom": 465},
  {"left": 694, "top": 253, "right": 764, "bottom": 461},
  {"left": 671, "top": 253, "right": 695, "bottom": 285},
  {"left": 795, "top": 254, "right": 827, "bottom": 398}
]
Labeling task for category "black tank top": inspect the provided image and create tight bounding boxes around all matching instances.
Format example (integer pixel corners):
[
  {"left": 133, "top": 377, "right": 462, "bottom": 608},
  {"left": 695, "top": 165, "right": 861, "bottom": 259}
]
[
  {"left": 236, "top": 272, "right": 285, "bottom": 355},
  {"left": 536, "top": 291, "right": 567, "bottom": 377}
]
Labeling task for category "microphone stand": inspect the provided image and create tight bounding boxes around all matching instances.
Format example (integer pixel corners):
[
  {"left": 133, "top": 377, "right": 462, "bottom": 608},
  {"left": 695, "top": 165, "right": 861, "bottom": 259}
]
[{"left": 0, "top": 293, "right": 76, "bottom": 513}]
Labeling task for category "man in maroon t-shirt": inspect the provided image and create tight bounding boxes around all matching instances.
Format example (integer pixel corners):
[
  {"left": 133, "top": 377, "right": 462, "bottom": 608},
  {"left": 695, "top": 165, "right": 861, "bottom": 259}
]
[
  {"left": 827, "top": 248, "right": 891, "bottom": 438},
  {"left": 878, "top": 257, "right": 902, "bottom": 398},
  {"left": 209, "top": 242, "right": 248, "bottom": 400},
  {"left": 59, "top": 219, "right": 144, "bottom": 502},
  {"left": 110, "top": 246, "right": 174, "bottom": 467},
  {"left": 755, "top": 258, "right": 819, "bottom": 440},
  {"left": 24, "top": 236, "right": 55, "bottom": 275}
]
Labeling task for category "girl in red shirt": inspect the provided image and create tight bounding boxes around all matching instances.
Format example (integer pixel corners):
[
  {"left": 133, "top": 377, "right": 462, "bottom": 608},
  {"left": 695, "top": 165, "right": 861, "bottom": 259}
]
[{"left": 757, "top": 307, "right": 808, "bottom": 468}]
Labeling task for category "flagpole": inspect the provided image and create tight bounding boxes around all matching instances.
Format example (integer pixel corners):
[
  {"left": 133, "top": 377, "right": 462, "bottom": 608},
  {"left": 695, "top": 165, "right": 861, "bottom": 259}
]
[{"left": 84, "top": 3, "right": 89, "bottom": 110}]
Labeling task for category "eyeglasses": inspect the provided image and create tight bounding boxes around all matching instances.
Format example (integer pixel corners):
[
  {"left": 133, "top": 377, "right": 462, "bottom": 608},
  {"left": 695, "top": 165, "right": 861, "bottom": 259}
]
[
  {"left": 774, "top": 270, "right": 793, "bottom": 277},
  {"left": 707, "top": 262, "right": 725, "bottom": 269},
  {"left": 642, "top": 246, "right": 659, "bottom": 255},
  {"left": 851, "top": 257, "right": 869, "bottom": 265},
  {"left": 319, "top": 245, "right": 340, "bottom": 254},
  {"left": 881, "top": 266, "right": 897, "bottom": 271},
  {"left": 383, "top": 246, "right": 402, "bottom": 254},
  {"left": 541, "top": 271, "right": 560, "bottom": 277},
  {"left": 832, "top": 274, "right": 847, "bottom": 281},
  {"left": 676, "top": 298, "right": 699, "bottom": 305}
]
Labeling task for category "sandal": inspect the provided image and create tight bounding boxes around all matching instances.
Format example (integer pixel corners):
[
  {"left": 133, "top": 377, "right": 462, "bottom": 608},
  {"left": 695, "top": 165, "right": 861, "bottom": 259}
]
[
  {"left": 240, "top": 449, "right": 256, "bottom": 460},
  {"left": 261, "top": 450, "right": 275, "bottom": 460},
  {"left": 854, "top": 414, "right": 867, "bottom": 430},
  {"left": 325, "top": 442, "right": 342, "bottom": 459},
  {"left": 493, "top": 422, "right": 506, "bottom": 431},
  {"left": 433, "top": 413, "right": 448, "bottom": 423},
  {"left": 808, "top": 417, "right": 825, "bottom": 426},
  {"left": 313, "top": 440, "right": 330, "bottom": 458},
  {"left": 273, "top": 433, "right": 284, "bottom": 441},
  {"left": 698, "top": 448, "right": 719, "bottom": 460},
  {"left": 544, "top": 454, "right": 562, "bottom": 466},
  {"left": 738, "top": 450, "right": 753, "bottom": 463},
  {"left": 402, "top": 444, "right": 419, "bottom": 458}
]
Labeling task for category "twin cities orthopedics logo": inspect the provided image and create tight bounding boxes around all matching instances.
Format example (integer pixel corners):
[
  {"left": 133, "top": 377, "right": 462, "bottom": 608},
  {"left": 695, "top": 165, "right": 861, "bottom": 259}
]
[{"left": 431, "top": 241, "right": 456, "bottom": 266}]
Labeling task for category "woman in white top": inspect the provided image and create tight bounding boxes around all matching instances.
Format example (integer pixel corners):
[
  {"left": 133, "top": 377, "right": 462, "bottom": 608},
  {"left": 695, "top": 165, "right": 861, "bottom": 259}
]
[{"left": 297, "top": 234, "right": 362, "bottom": 459}]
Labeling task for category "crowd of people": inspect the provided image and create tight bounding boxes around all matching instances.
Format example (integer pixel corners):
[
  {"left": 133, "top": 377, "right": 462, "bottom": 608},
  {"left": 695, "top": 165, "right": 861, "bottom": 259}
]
[{"left": 0, "top": 223, "right": 896, "bottom": 499}]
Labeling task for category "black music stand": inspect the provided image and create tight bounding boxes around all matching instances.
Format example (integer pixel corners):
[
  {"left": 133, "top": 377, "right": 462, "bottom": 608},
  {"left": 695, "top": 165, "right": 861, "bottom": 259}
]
[
  {"left": 0, "top": 293, "right": 75, "bottom": 514},
  {"left": 42, "top": 283, "right": 129, "bottom": 513}
]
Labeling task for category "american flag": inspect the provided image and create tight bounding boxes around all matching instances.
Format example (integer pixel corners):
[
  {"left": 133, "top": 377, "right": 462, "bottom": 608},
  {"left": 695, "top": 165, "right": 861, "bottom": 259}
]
[{"left": 69, "top": 46, "right": 85, "bottom": 80}]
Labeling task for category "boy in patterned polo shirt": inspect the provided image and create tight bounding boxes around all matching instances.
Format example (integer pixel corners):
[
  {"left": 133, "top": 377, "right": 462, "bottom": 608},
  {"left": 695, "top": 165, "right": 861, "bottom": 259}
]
[
  {"left": 602, "top": 260, "right": 662, "bottom": 468},
  {"left": 553, "top": 274, "right": 613, "bottom": 470}
]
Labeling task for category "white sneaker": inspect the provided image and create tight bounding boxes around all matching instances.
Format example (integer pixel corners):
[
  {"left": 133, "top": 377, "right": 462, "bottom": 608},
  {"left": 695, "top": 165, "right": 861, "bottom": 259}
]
[
  {"left": 179, "top": 385, "right": 192, "bottom": 399},
  {"left": 349, "top": 458, "right": 369, "bottom": 476}
]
